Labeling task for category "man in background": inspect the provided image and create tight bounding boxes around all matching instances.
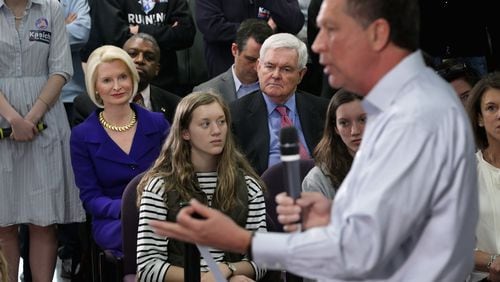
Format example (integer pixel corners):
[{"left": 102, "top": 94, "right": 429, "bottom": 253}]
[{"left": 193, "top": 18, "right": 273, "bottom": 103}]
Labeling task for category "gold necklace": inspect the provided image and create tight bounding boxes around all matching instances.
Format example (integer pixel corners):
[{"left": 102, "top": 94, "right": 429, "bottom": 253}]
[{"left": 99, "top": 111, "right": 137, "bottom": 132}]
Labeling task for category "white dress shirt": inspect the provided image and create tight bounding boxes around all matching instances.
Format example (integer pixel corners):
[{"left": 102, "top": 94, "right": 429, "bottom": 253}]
[{"left": 252, "top": 51, "right": 478, "bottom": 281}]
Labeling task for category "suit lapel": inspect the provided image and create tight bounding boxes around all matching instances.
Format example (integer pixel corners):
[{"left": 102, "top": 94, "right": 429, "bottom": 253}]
[
  {"left": 221, "top": 69, "right": 237, "bottom": 102},
  {"left": 128, "top": 106, "right": 162, "bottom": 161},
  {"left": 248, "top": 92, "right": 270, "bottom": 173},
  {"left": 86, "top": 112, "right": 133, "bottom": 164},
  {"left": 150, "top": 86, "right": 171, "bottom": 120},
  {"left": 85, "top": 106, "right": 161, "bottom": 165}
]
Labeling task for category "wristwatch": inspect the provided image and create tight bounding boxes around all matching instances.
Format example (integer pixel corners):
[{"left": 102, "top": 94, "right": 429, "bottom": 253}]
[{"left": 221, "top": 261, "right": 236, "bottom": 276}]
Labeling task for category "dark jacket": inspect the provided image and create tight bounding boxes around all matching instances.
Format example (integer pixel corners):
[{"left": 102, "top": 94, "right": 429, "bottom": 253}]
[
  {"left": 230, "top": 90, "right": 328, "bottom": 175},
  {"left": 419, "top": 0, "right": 498, "bottom": 60},
  {"left": 70, "top": 104, "right": 169, "bottom": 253},
  {"left": 196, "top": 0, "right": 304, "bottom": 77},
  {"left": 82, "top": 0, "right": 195, "bottom": 90}
]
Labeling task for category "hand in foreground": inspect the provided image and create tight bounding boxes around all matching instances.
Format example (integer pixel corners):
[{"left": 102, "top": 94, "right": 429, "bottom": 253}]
[
  {"left": 267, "top": 17, "right": 277, "bottom": 31},
  {"left": 149, "top": 199, "right": 251, "bottom": 253},
  {"left": 65, "top": 12, "right": 77, "bottom": 24},
  {"left": 276, "top": 192, "right": 332, "bottom": 232},
  {"left": 489, "top": 257, "right": 500, "bottom": 282},
  {"left": 10, "top": 117, "right": 37, "bottom": 141},
  {"left": 129, "top": 25, "right": 139, "bottom": 34}
]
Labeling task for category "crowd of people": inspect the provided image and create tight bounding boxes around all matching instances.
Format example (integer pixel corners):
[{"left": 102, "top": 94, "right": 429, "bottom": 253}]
[{"left": 1, "top": 0, "right": 500, "bottom": 281}]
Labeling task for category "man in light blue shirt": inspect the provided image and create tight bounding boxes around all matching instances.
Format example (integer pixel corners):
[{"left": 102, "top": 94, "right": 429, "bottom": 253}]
[
  {"left": 148, "top": 0, "right": 478, "bottom": 281},
  {"left": 60, "top": 0, "right": 90, "bottom": 123}
]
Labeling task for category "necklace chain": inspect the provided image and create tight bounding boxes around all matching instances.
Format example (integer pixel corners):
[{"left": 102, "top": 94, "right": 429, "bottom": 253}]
[{"left": 99, "top": 111, "right": 137, "bottom": 132}]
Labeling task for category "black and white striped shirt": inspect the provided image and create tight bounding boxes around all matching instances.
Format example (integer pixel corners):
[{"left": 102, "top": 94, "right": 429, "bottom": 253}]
[{"left": 137, "top": 172, "right": 267, "bottom": 281}]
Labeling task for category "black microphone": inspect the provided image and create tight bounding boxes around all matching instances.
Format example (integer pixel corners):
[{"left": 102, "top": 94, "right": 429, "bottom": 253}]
[
  {"left": 280, "top": 126, "right": 302, "bottom": 200},
  {"left": 0, "top": 123, "right": 47, "bottom": 139}
]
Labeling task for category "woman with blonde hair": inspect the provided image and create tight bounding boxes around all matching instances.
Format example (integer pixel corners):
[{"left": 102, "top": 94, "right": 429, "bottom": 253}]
[
  {"left": 70, "top": 45, "right": 169, "bottom": 255},
  {"left": 136, "top": 91, "right": 267, "bottom": 281}
]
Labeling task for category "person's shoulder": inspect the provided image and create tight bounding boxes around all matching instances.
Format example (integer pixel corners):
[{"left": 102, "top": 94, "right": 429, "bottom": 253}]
[
  {"left": 195, "top": 72, "right": 227, "bottom": 90},
  {"left": 305, "top": 165, "right": 324, "bottom": 178},
  {"left": 231, "top": 90, "right": 261, "bottom": 106},
  {"left": 71, "top": 112, "right": 99, "bottom": 139},
  {"left": 144, "top": 176, "right": 167, "bottom": 195},
  {"left": 297, "top": 90, "right": 329, "bottom": 104},
  {"left": 137, "top": 106, "right": 169, "bottom": 126},
  {"left": 403, "top": 69, "right": 464, "bottom": 119},
  {"left": 151, "top": 85, "right": 181, "bottom": 103},
  {"left": 243, "top": 175, "right": 263, "bottom": 192}
]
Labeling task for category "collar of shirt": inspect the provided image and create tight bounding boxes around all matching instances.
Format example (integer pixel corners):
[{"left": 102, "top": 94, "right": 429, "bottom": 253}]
[
  {"left": 261, "top": 92, "right": 298, "bottom": 118},
  {"left": 362, "top": 50, "right": 426, "bottom": 117},
  {"left": 232, "top": 64, "right": 259, "bottom": 98},
  {"left": 139, "top": 84, "right": 152, "bottom": 110}
]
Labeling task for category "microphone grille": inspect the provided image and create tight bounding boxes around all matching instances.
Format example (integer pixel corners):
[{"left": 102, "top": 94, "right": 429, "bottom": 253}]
[{"left": 280, "top": 126, "right": 299, "bottom": 156}]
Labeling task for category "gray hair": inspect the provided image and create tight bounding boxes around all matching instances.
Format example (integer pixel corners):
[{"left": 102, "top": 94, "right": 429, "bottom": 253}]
[{"left": 259, "top": 33, "right": 308, "bottom": 70}]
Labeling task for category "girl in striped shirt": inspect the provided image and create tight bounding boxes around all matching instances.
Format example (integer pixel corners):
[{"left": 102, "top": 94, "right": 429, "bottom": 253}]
[{"left": 136, "top": 91, "right": 267, "bottom": 281}]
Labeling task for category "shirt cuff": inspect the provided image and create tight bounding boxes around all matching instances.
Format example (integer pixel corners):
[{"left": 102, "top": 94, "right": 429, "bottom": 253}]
[{"left": 252, "top": 232, "right": 291, "bottom": 270}]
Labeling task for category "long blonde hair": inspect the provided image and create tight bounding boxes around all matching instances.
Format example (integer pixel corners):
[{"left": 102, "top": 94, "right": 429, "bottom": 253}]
[{"left": 137, "top": 91, "right": 264, "bottom": 212}]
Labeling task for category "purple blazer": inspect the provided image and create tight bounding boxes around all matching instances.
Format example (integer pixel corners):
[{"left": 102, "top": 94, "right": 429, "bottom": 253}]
[{"left": 70, "top": 104, "right": 169, "bottom": 255}]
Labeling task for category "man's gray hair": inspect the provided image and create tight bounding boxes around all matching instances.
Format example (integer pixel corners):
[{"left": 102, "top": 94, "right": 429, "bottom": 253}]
[{"left": 259, "top": 33, "right": 308, "bottom": 70}]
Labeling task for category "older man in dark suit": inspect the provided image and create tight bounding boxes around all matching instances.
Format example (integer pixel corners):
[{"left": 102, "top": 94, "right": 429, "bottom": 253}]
[
  {"left": 230, "top": 33, "right": 328, "bottom": 175},
  {"left": 73, "top": 33, "right": 180, "bottom": 126},
  {"left": 193, "top": 19, "right": 273, "bottom": 103}
]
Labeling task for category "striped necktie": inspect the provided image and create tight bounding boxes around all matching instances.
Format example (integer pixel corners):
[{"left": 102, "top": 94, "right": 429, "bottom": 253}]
[
  {"left": 133, "top": 93, "right": 145, "bottom": 107},
  {"left": 276, "top": 105, "right": 310, "bottom": 159}
]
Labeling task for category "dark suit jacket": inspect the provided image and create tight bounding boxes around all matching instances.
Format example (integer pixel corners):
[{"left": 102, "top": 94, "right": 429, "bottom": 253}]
[
  {"left": 196, "top": 0, "right": 304, "bottom": 77},
  {"left": 193, "top": 67, "right": 237, "bottom": 103},
  {"left": 230, "top": 90, "right": 328, "bottom": 175},
  {"left": 72, "top": 85, "right": 180, "bottom": 126},
  {"left": 70, "top": 104, "right": 169, "bottom": 253}
]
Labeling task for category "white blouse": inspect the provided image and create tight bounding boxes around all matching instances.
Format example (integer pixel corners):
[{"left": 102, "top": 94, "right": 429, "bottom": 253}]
[{"left": 471, "top": 151, "right": 500, "bottom": 281}]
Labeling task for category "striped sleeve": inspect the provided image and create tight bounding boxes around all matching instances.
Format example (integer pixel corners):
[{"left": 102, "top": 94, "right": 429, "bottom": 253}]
[
  {"left": 243, "top": 175, "right": 268, "bottom": 280},
  {"left": 136, "top": 177, "right": 170, "bottom": 282}
]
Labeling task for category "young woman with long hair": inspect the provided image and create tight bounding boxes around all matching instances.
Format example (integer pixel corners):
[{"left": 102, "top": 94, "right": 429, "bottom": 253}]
[
  {"left": 136, "top": 91, "right": 267, "bottom": 281},
  {"left": 302, "top": 89, "right": 366, "bottom": 199},
  {"left": 466, "top": 72, "right": 500, "bottom": 282}
]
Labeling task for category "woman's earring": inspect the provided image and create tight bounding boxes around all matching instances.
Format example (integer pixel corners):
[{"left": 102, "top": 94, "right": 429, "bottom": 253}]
[{"left": 95, "top": 91, "right": 103, "bottom": 104}]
